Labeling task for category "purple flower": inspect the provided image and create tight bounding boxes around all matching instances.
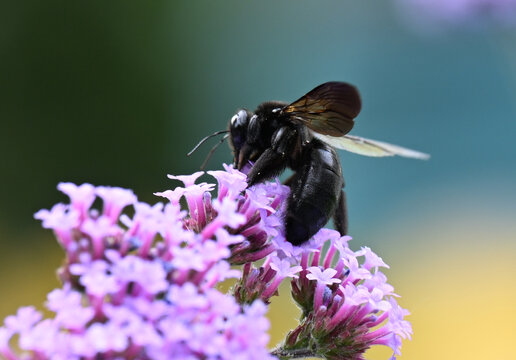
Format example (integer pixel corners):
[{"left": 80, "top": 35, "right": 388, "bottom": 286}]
[
  {"left": 208, "top": 165, "right": 248, "bottom": 200},
  {"left": 167, "top": 171, "right": 204, "bottom": 187},
  {"left": 71, "top": 259, "right": 120, "bottom": 297},
  {"left": 85, "top": 322, "right": 129, "bottom": 353},
  {"left": 57, "top": 182, "right": 96, "bottom": 219},
  {"left": 108, "top": 252, "right": 169, "bottom": 295},
  {"left": 213, "top": 197, "right": 246, "bottom": 228},
  {"left": 258, "top": 257, "right": 303, "bottom": 300},
  {"left": 306, "top": 267, "right": 341, "bottom": 285},
  {"left": 4, "top": 307, "right": 42, "bottom": 333},
  {"left": 282, "top": 233, "right": 412, "bottom": 360},
  {"left": 95, "top": 186, "right": 137, "bottom": 222},
  {"left": 356, "top": 246, "right": 389, "bottom": 271},
  {"left": 221, "top": 301, "right": 275, "bottom": 360},
  {"left": 34, "top": 204, "right": 79, "bottom": 248},
  {"left": 81, "top": 216, "right": 121, "bottom": 258},
  {"left": 47, "top": 287, "right": 94, "bottom": 329},
  {"left": 4, "top": 164, "right": 411, "bottom": 360},
  {"left": 18, "top": 319, "right": 59, "bottom": 354},
  {"left": 270, "top": 257, "right": 303, "bottom": 279},
  {"left": 153, "top": 188, "right": 184, "bottom": 205},
  {"left": 0, "top": 327, "right": 14, "bottom": 359}
]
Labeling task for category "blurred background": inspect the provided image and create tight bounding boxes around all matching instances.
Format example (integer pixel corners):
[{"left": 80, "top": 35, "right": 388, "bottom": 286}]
[{"left": 1, "top": 1, "right": 515, "bottom": 359}]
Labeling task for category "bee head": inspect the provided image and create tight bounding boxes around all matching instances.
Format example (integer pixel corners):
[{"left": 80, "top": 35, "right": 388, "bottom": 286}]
[
  {"left": 228, "top": 109, "right": 252, "bottom": 167},
  {"left": 229, "top": 110, "right": 251, "bottom": 148}
]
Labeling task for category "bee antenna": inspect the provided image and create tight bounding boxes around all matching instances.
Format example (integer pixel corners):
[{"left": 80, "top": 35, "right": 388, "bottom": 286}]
[
  {"left": 200, "top": 133, "right": 229, "bottom": 170},
  {"left": 187, "top": 130, "right": 229, "bottom": 156}
]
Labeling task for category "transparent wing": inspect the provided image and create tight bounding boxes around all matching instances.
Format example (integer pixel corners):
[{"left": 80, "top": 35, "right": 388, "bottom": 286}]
[{"left": 314, "top": 133, "right": 430, "bottom": 160}]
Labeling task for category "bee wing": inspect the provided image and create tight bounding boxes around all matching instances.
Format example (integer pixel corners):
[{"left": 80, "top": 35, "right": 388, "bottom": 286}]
[
  {"left": 313, "top": 133, "right": 430, "bottom": 160},
  {"left": 282, "top": 82, "right": 361, "bottom": 137}
]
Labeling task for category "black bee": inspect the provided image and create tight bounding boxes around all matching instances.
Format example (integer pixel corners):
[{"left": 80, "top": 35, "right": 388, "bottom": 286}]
[{"left": 188, "top": 82, "right": 429, "bottom": 245}]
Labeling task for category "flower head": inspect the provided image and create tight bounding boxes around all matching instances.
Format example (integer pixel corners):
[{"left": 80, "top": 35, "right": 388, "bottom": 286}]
[
  {"left": 2, "top": 165, "right": 285, "bottom": 360},
  {"left": 283, "top": 234, "right": 412, "bottom": 360},
  {"left": 3, "top": 164, "right": 411, "bottom": 360}
]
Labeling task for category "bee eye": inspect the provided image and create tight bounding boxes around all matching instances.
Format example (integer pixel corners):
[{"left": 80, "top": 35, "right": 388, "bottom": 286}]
[{"left": 230, "top": 114, "right": 238, "bottom": 125}]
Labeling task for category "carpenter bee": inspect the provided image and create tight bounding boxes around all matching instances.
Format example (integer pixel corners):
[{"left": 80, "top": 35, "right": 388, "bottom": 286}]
[{"left": 188, "top": 82, "right": 429, "bottom": 245}]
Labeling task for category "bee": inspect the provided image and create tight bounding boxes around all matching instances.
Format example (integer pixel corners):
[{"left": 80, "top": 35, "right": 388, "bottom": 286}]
[{"left": 188, "top": 82, "right": 429, "bottom": 245}]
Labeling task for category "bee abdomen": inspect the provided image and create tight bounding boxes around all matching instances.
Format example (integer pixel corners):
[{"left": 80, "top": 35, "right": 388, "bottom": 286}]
[{"left": 285, "top": 141, "right": 343, "bottom": 245}]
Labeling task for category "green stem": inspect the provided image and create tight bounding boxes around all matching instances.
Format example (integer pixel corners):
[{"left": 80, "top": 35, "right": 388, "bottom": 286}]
[{"left": 270, "top": 347, "right": 321, "bottom": 359}]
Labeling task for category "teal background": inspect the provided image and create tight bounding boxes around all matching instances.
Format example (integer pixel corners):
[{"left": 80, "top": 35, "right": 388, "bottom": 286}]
[
  {"left": 2, "top": 1, "right": 515, "bottom": 242},
  {"left": 1, "top": 1, "right": 515, "bottom": 358}
]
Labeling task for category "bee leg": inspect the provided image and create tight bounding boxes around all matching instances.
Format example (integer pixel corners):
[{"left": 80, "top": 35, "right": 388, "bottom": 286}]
[
  {"left": 246, "top": 148, "right": 288, "bottom": 187},
  {"left": 247, "top": 126, "right": 295, "bottom": 187},
  {"left": 333, "top": 189, "right": 348, "bottom": 235}
]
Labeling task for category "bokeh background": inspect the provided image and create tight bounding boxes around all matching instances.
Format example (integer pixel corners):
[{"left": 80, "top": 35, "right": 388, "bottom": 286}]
[{"left": 1, "top": 1, "right": 515, "bottom": 359}]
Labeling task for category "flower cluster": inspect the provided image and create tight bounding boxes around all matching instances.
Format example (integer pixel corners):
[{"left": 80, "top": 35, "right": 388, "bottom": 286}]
[
  {"left": 1, "top": 165, "right": 281, "bottom": 360},
  {"left": 0, "top": 164, "right": 412, "bottom": 360},
  {"left": 277, "top": 230, "right": 412, "bottom": 360}
]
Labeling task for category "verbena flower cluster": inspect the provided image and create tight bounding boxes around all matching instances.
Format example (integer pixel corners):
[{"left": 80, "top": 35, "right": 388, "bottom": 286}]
[{"left": 0, "top": 164, "right": 411, "bottom": 360}]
